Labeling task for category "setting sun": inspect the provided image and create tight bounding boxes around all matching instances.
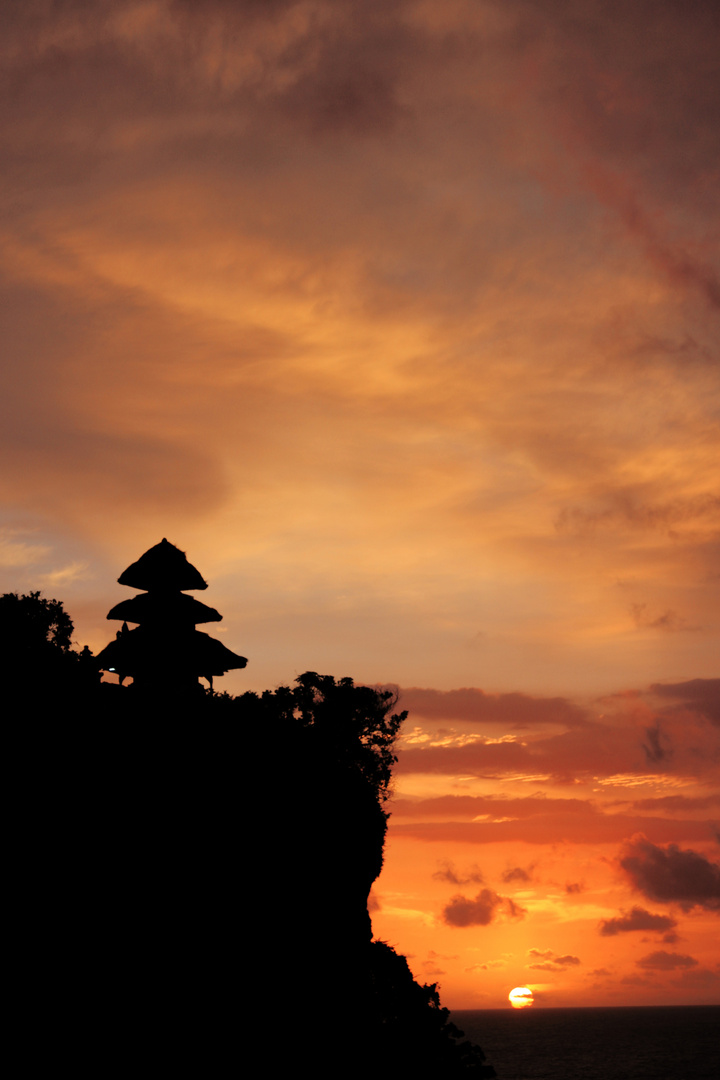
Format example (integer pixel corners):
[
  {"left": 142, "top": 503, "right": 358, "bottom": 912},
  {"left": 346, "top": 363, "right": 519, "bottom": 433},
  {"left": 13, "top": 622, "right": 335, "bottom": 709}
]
[{"left": 509, "top": 987, "right": 535, "bottom": 1009}]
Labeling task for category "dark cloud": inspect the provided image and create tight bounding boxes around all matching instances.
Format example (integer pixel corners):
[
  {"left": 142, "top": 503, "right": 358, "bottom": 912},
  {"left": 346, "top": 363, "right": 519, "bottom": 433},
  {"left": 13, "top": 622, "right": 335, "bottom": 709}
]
[
  {"left": 636, "top": 950, "right": 698, "bottom": 972},
  {"left": 432, "top": 860, "right": 484, "bottom": 886},
  {"left": 501, "top": 0, "right": 720, "bottom": 309},
  {"left": 604, "top": 185, "right": 720, "bottom": 313},
  {"left": 651, "top": 679, "right": 720, "bottom": 727},
  {"left": 555, "top": 492, "right": 720, "bottom": 538},
  {"left": 631, "top": 604, "right": 696, "bottom": 633},
  {"left": 565, "top": 882, "right": 583, "bottom": 894},
  {"left": 618, "top": 794, "right": 720, "bottom": 815},
  {"left": 397, "top": 687, "right": 588, "bottom": 728},
  {"left": 599, "top": 906, "right": 678, "bottom": 937},
  {"left": 527, "top": 949, "right": 581, "bottom": 972},
  {"left": 502, "top": 866, "right": 532, "bottom": 884},
  {"left": 620, "top": 836, "right": 720, "bottom": 911},
  {"left": 642, "top": 722, "right": 669, "bottom": 764},
  {"left": 171, "top": 0, "right": 425, "bottom": 137},
  {"left": 442, "top": 888, "right": 526, "bottom": 928}
]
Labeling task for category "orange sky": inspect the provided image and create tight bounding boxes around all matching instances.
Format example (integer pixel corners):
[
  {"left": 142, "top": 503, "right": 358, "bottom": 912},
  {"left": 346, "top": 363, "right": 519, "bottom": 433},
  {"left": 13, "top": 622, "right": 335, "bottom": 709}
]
[{"left": 1, "top": 0, "right": 718, "bottom": 1007}]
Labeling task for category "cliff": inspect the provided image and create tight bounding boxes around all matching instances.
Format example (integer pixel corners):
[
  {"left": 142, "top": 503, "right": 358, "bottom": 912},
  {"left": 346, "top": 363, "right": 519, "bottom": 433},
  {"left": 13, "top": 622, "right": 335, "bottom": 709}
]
[{"left": 10, "top": 674, "right": 493, "bottom": 1075}]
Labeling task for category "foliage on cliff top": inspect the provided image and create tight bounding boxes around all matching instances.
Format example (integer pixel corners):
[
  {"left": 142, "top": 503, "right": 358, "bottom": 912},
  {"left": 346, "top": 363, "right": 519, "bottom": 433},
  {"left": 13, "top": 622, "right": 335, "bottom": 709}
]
[{"left": 219, "top": 671, "right": 406, "bottom": 803}]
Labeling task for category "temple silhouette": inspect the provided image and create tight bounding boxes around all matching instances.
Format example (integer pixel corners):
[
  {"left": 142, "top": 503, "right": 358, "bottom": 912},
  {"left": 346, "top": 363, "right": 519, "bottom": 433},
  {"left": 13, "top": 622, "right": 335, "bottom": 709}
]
[{"left": 95, "top": 538, "right": 246, "bottom": 693}]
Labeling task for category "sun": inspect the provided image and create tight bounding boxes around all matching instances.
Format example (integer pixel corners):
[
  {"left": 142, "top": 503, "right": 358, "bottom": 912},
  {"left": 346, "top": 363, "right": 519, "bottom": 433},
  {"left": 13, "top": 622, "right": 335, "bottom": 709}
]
[{"left": 508, "top": 986, "right": 534, "bottom": 1009}]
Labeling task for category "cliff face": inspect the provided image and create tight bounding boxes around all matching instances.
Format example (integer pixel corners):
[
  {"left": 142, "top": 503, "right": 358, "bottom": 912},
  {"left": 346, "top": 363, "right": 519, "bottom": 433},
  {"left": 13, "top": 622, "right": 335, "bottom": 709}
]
[{"left": 12, "top": 678, "right": 492, "bottom": 1075}]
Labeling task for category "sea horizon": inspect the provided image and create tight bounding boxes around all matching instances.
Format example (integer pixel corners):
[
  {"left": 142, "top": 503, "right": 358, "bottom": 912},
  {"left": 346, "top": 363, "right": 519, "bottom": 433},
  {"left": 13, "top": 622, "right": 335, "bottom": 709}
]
[
  {"left": 451, "top": 1001, "right": 720, "bottom": 1011},
  {"left": 450, "top": 1003, "right": 719, "bottom": 1080}
]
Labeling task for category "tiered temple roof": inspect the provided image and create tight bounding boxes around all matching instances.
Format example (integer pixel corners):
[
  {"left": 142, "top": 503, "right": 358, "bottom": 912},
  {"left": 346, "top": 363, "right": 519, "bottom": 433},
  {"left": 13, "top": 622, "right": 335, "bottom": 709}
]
[{"left": 96, "top": 539, "right": 246, "bottom": 693}]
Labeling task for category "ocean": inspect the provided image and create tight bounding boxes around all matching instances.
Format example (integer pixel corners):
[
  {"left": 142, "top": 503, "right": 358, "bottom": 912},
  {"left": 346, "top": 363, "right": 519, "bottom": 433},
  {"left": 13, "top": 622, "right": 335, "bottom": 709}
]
[{"left": 451, "top": 1005, "right": 719, "bottom": 1080}]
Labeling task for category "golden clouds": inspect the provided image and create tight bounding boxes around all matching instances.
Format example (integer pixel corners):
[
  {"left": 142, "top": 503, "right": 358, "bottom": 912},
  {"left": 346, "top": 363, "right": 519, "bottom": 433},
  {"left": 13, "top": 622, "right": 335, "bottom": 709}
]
[{"left": 1, "top": 0, "right": 719, "bottom": 687}]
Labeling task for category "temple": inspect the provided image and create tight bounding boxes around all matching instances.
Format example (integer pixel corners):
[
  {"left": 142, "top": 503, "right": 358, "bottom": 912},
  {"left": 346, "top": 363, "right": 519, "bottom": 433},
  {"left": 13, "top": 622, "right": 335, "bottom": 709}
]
[{"left": 95, "top": 539, "right": 247, "bottom": 694}]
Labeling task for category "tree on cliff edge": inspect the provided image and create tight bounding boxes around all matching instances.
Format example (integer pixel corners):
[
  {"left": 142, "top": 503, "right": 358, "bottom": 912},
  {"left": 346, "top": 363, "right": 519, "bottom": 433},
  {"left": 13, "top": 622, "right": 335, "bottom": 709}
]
[
  {"left": 0, "top": 591, "right": 97, "bottom": 700},
  {"left": 222, "top": 670, "right": 406, "bottom": 803}
]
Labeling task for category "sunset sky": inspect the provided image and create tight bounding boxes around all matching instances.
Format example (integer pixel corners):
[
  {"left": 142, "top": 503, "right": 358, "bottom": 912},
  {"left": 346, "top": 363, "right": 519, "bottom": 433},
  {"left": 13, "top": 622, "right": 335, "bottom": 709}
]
[{"left": 2, "top": 0, "right": 718, "bottom": 1008}]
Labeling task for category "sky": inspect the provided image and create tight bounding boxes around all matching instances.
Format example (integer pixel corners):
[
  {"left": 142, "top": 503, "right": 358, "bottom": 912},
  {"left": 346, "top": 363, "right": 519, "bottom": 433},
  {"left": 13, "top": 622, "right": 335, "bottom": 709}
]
[{"left": 1, "top": 0, "right": 718, "bottom": 1008}]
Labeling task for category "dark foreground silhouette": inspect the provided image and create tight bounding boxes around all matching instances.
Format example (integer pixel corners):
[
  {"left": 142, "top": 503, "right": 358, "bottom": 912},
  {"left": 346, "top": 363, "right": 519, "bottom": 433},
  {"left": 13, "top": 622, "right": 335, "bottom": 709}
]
[{"left": 4, "top": 588, "right": 494, "bottom": 1076}]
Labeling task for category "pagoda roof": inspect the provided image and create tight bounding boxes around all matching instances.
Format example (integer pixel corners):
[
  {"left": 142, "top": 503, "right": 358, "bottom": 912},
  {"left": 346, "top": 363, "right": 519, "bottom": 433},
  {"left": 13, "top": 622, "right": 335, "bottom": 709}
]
[
  {"left": 118, "top": 539, "right": 208, "bottom": 592},
  {"left": 96, "top": 626, "right": 247, "bottom": 677},
  {"left": 107, "top": 591, "right": 222, "bottom": 626}
]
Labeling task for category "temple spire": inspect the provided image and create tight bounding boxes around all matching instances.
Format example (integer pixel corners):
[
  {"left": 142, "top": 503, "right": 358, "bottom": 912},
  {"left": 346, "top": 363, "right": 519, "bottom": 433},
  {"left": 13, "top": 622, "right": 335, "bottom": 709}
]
[{"left": 96, "top": 540, "right": 247, "bottom": 695}]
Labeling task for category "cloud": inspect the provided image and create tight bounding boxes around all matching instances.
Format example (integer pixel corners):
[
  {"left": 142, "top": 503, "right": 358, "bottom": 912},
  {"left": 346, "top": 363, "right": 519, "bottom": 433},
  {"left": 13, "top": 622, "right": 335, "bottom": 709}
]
[
  {"left": 423, "top": 948, "right": 458, "bottom": 976},
  {"left": 599, "top": 906, "right": 678, "bottom": 937},
  {"left": 442, "top": 888, "right": 526, "bottom": 928},
  {"left": 642, "top": 722, "right": 669, "bottom": 764},
  {"left": 39, "top": 561, "right": 89, "bottom": 587},
  {"left": 394, "top": 693, "right": 720, "bottom": 787},
  {"left": 397, "top": 687, "right": 588, "bottom": 728},
  {"left": 651, "top": 680, "right": 720, "bottom": 727},
  {"left": 620, "top": 975, "right": 653, "bottom": 987},
  {"left": 527, "top": 949, "right": 581, "bottom": 972},
  {"left": 636, "top": 951, "right": 698, "bottom": 972},
  {"left": 432, "top": 860, "right": 484, "bottom": 886},
  {"left": 631, "top": 604, "right": 696, "bottom": 633},
  {"left": 502, "top": 866, "right": 533, "bottom": 884},
  {"left": 620, "top": 836, "right": 720, "bottom": 911},
  {"left": 672, "top": 968, "right": 720, "bottom": 989},
  {"left": 555, "top": 493, "right": 720, "bottom": 538},
  {"left": 390, "top": 792, "right": 715, "bottom": 846},
  {"left": 617, "top": 794, "right": 720, "bottom": 815},
  {"left": 465, "top": 959, "right": 507, "bottom": 973},
  {"left": 0, "top": 532, "right": 51, "bottom": 569}
]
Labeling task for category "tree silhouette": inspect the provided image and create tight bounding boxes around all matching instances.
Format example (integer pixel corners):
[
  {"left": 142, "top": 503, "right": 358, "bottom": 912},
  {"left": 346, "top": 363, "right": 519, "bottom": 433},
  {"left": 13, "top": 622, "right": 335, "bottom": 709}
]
[
  {"left": 1, "top": 590, "right": 97, "bottom": 702},
  {"left": 0, "top": 590, "right": 74, "bottom": 652},
  {"left": 223, "top": 671, "right": 406, "bottom": 803}
]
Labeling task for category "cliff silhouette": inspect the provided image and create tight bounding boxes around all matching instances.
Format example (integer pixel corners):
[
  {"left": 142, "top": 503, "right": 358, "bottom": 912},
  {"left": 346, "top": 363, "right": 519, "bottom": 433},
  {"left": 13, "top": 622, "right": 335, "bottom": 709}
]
[{"left": 4, "top": 583, "right": 495, "bottom": 1076}]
